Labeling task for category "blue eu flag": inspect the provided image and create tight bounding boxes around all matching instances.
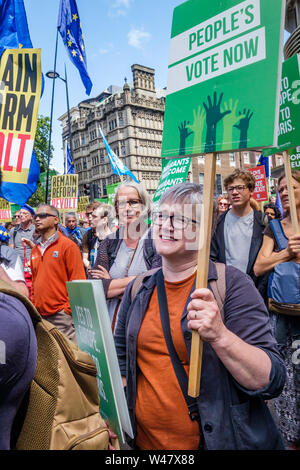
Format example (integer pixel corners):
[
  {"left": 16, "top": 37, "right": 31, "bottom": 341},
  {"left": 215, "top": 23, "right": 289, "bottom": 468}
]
[
  {"left": 99, "top": 127, "right": 139, "bottom": 183},
  {"left": 257, "top": 154, "right": 270, "bottom": 178},
  {"left": 67, "top": 144, "right": 75, "bottom": 174},
  {"left": 0, "top": 0, "right": 41, "bottom": 205},
  {"left": 58, "top": 0, "right": 93, "bottom": 95},
  {"left": 0, "top": 0, "right": 20, "bottom": 55}
]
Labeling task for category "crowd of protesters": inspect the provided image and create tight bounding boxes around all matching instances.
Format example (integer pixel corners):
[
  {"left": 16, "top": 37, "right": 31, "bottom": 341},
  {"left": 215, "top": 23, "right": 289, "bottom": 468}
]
[{"left": 1, "top": 170, "right": 299, "bottom": 451}]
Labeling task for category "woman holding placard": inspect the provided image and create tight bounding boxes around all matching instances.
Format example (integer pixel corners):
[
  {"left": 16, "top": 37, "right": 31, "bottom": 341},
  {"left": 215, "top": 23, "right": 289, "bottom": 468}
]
[
  {"left": 88, "top": 181, "right": 161, "bottom": 331},
  {"left": 254, "top": 171, "right": 300, "bottom": 450}
]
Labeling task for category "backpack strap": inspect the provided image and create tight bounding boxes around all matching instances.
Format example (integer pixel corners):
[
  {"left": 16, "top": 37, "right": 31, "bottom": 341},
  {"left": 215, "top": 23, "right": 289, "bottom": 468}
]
[
  {"left": 209, "top": 262, "right": 226, "bottom": 321},
  {"left": 130, "top": 267, "right": 160, "bottom": 302},
  {"left": 269, "top": 219, "right": 288, "bottom": 251},
  {"left": 0, "top": 279, "right": 41, "bottom": 326}
]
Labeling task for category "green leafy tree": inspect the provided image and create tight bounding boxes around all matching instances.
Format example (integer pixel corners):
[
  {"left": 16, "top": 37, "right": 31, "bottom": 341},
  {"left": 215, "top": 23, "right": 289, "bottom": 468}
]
[
  {"left": 27, "top": 116, "right": 54, "bottom": 206},
  {"left": 34, "top": 115, "right": 53, "bottom": 172}
]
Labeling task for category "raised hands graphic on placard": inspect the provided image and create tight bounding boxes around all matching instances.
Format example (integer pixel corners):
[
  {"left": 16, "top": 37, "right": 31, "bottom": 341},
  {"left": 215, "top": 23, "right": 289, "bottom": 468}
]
[
  {"left": 187, "top": 106, "right": 206, "bottom": 154},
  {"left": 178, "top": 120, "right": 193, "bottom": 155},
  {"left": 221, "top": 99, "right": 246, "bottom": 151},
  {"left": 234, "top": 109, "right": 253, "bottom": 149},
  {"left": 203, "top": 92, "right": 231, "bottom": 153}
]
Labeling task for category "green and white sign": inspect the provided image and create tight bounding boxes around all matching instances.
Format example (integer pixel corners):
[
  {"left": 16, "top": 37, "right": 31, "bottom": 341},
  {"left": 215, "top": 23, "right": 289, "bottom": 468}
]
[
  {"left": 263, "top": 54, "right": 300, "bottom": 157},
  {"left": 153, "top": 157, "right": 191, "bottom": 205},
  {"left": 288, "top": 147, "right": 300, "bottom": 171},
  {"left": 67, "top": 280, "right": 133, "bottom": 443},
  {"left": 162, "top": 0, "right": 285, "bottom": 157},
  {"left": 106, "top": 182, "right": 121, "bottom": 206}
]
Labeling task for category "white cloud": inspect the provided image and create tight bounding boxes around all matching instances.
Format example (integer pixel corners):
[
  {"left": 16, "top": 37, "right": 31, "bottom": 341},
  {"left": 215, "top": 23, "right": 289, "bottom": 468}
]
[
  {"left": 128, "top": 28, "right": 151, "bottom": 49},
  {"left": 110, "top": 0, "right": 132, "bottom": 17}
]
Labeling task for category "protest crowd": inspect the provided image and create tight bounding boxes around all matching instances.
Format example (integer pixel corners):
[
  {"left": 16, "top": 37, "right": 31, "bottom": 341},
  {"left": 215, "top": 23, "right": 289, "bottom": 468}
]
[
  {"left": 1, "top": 0, "right": 300, "bottom": 455},
  {"left": 1, "top": 169, "right": 299, "bottom": 451}
]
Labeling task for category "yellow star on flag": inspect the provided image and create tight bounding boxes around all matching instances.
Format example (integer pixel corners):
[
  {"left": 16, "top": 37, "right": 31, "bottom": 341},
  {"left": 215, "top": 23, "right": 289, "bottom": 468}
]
[
  {"left": 68, "top": 41, "right": 72, "bottom": 47},
  {"left": 81, "top": 44, "right": 84, "bottom": 51},
  {"left": 79, "top": 54, "right": 83, "bottom": 62},
  {"left": 73, "top": 13, "right": 78, "bottom": 21},
  {"left": 67, "top": 29, "right": 70, "bottom": 35},
  {"left": 72, "top": 50, "right": 77, "bottom": 57}
]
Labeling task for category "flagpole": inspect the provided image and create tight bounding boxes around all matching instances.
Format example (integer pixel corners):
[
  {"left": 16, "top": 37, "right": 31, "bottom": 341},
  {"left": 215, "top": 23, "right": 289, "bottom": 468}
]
[
  {"left": 45, "top": 29, "right": 59, "bottom": 204},
  {"left": 64, "top": 63, "right": 73, "bottom": 165}
]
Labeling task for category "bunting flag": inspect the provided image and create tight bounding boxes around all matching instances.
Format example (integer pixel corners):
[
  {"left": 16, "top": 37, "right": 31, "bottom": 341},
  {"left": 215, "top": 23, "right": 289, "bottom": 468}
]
[
  {"left": 99, "top": 127, "right": 139, "bottom": 183},
  {"left": 57, "top": 0, "right": 93, "bottom": 95},
  {"left": 0, "top": 0, "right": 41, "bottom": 205},
  {"left": 67, "top": 143, "right": 75, "bottom": 174},
  {"left": 0, "top": 0, "right": 19, "bottom": 56}
]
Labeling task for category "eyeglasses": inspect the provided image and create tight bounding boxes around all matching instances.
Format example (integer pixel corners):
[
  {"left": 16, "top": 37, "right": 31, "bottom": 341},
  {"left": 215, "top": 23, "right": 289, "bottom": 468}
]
[
  {"left": 218, "top": 202, "right": 228, "bottom": 207},
  {"left": 117, "top": 199, "right": 142, "bottom": 208},
  {"left": 33, "top": 213, "right": 56, "bottom": 220},
  {"left": 227, "top": 185, "right": 248, "bottom": 193},
  {"left": 14, "top": 215, "right": 20, "bottom": 219},
  {"left": 19, "top": 211, "right": 31, "bottom": 216},
  {"left": 152, "top": 212, "right": 200, "bottom": 229}
]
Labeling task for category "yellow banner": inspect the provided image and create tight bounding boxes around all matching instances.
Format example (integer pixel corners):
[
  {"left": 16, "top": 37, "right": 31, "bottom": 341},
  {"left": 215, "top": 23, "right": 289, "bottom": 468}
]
[
  {"left": 50, "top": 174, "right": 79, "bottom": 212},
  {"left": 0, "top": 49, "right": 42, "bottom": 184},
  {"left": 77, "top": 195, "right": 90, "bottom": 213},
  {"left": 0, "top": 198, "right": 11, "bottom": 221}
]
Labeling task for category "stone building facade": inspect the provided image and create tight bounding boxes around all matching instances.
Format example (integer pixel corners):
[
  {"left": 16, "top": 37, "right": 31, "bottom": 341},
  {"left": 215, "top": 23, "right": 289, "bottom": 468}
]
[{"left": 59, "top": 65, "right": 165, "bottom": 198}]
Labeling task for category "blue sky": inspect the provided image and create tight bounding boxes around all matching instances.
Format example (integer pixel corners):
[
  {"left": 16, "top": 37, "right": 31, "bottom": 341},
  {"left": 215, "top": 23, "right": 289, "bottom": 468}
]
[{"left": 23, "top": 0, "right": 181, "bottom": 173}]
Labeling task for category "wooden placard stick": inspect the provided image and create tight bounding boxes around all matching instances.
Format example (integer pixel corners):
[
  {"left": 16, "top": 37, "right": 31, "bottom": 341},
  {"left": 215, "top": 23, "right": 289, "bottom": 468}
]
[
  {"left": 192, "top": 156, "right": 200, "bottom": 183},
  {"left": 188, "top": 152, "right": 217, "bottom": 397},
  {"left": 283, "top": 150, "right": 299, "bottom": 234}
]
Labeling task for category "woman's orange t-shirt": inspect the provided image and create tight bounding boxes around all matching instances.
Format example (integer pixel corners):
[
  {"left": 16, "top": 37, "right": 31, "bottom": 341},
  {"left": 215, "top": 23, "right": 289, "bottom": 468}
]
[{"left": 135, "top": 272, "right": 200, "bottom": 450}]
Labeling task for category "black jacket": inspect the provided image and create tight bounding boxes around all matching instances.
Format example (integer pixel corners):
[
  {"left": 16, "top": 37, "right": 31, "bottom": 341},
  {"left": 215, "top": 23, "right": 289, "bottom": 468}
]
[{"left": 210, "top": 209, "right": 268, "bottom": 298}]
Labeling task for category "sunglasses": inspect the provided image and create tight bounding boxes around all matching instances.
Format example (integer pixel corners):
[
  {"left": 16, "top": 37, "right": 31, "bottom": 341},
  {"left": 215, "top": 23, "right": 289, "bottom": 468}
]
[{"left": 33, "top": 213, "right": 56, "bottom": 220}]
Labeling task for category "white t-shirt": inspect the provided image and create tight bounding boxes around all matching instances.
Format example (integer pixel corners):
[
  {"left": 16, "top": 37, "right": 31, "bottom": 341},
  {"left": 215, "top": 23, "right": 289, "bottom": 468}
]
[{"left": 224, "top": 210, "right": 254, "bottom": 273}]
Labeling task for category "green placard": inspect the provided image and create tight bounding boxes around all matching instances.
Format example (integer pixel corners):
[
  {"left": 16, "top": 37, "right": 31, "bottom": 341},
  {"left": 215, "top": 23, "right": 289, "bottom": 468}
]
[
  {"left": 162, "top": 0, "right": 285, "bottom": 158},
  {"left": 10, "top": 203, "right": 21, "bottom": 217},
  {"left": 106, "top": 183, "right": 121, "bottom": 206},
  {"left": 263, "top": 54, "right": 300, "bottom": 156},
  {"left": 67, "top": 280, "right": 133, "bottom": 443},
  {"left": 288, "top": 147, "right": 300, "bottom": 171},
  {"left": 153, "top": 157, "right": 192, "bottom": 205}
]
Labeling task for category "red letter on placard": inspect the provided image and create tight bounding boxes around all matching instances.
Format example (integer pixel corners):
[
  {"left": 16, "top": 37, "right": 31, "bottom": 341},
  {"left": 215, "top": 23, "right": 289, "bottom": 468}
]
[
  {"left": 16, "top": 133, "right": 30, "bottom": 172},
  {"left": 3, "top": 133, "right": 13, "bottom": 171},
  {"left": 0, "top": 132, "right": 5, "bottom": 165}
]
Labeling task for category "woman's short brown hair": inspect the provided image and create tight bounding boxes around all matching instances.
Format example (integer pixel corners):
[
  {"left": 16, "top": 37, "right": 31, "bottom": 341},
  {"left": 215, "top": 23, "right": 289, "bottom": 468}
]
[
  {"left": 224, "top": 169, "right": 256, "bottom": 192},
  {"left": 278, "top": 170, "right": 300, "bottom": 187}
]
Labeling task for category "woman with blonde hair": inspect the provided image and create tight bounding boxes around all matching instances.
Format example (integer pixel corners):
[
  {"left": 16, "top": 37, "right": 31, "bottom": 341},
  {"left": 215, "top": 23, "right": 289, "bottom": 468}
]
[{"left": 89, "top": 181, "right": 161, "bottom": 330}]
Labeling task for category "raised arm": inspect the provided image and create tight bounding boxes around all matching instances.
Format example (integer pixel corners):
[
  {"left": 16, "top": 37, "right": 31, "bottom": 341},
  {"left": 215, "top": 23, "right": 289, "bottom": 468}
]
[{"left": 254, "top": 234, "right": 295, "bottom": 277}]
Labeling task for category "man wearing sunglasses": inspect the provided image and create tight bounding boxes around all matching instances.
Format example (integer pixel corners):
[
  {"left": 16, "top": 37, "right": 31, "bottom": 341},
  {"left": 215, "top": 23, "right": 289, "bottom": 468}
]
[
  {"left": 29, "top": 204, "right": 86, "bottom": 343},
  {"left": 210, "top": 169, "right": 268, "bottom": 299},
  {"left": 9, "top": 204, "right": 37, "bottom": 266}
]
